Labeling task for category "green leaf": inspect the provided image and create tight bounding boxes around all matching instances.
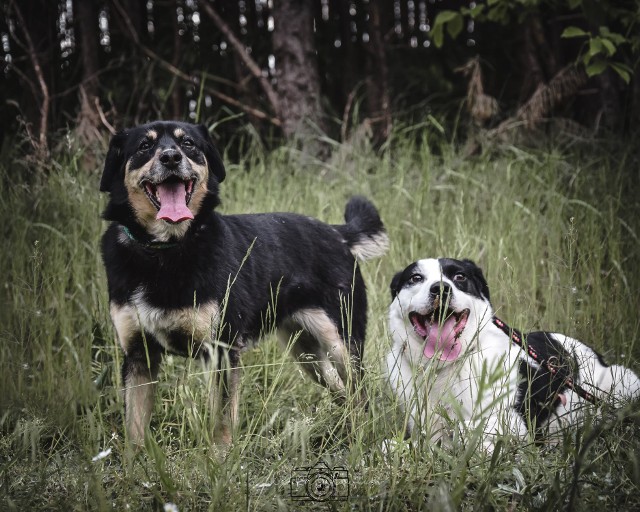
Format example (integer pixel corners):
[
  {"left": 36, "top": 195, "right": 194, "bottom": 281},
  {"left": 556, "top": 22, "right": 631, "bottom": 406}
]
[
  {"left": 587, "top": 38, "right": 604, "bottom": 59},
  {"left": 586, "top": 59, "right": 607, "bottom": 77},
  {"left": 435, "top": 10, "right": 461, "bottom": 24},
  {"left": 609, "top": 62, "right": 632, "bottom": 83},
  {"left": 469, "top": 4, "right": 485, "bottom": 18},
  {"left": 486, "top": 3, "right": 510, "bottom": 24},
  {"left": 432, "top": 10, "right": 464, "bottom": 44},
  {"left": 431, "top": 22, "right": 445, "bottom": 48},
  {"left": 605, "top": 31, "right": 627, "bottom": 45},
  {"left": 561, "top": 26, "right": 588, "bottom": 38},
  {"left": 447, "top": 13, "right": 464, "bottom": 40},
  {"left": 601, "top": 38, "right": 617, "bottom": 56},
  {"left": 567, "top": 0, "right": 582, "bottom": 9},
  {"left": 581, "top": 53, "right": 589, "bottom": 67}
]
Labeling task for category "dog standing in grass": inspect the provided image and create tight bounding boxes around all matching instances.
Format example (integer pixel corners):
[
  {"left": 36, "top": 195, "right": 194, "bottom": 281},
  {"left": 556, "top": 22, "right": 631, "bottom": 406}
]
[
  {"left": 386, "top": 257, "right": 640, "bottom": 449},
  {"left": 99, "top": 121, "right": 388, "bottom": 445}
]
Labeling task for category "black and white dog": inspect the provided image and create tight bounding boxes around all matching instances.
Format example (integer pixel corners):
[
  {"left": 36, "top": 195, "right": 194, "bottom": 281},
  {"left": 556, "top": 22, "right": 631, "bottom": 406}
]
[
  {"left": 386, "top": 258, "right": 640, "bottom": 447},
  {"left": 100, "top": 121, "right": 389, "bottom": 445}
]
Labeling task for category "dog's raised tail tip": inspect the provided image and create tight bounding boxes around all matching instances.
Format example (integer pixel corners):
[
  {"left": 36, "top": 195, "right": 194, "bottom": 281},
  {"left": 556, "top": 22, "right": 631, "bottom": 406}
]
[{"left": 342, "top": 196, "right": 389, "bottom": 261}]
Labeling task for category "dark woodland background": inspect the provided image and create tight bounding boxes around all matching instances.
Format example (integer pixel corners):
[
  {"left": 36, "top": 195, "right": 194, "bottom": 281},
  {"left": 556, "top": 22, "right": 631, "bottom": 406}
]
[{"left": 2, "top": 0, "right": 640, "bottom": 160}]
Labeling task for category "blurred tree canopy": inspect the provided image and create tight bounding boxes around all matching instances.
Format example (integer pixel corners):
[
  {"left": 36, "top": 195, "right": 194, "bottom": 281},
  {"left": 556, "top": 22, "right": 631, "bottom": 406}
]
[{"left": 1, "top": 0, "right": 639, "bottom": 160}]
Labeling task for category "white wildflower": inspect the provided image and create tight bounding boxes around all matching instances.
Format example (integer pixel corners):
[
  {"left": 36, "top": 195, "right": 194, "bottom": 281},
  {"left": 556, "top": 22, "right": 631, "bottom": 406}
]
[{"left": 91, "top": 447, "right": 112, "bottom": 462}]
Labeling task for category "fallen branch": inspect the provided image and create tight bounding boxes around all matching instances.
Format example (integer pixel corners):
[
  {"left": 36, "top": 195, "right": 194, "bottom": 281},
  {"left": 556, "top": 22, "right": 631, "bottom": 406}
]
[{"left": 489, "top": 63, "right": 588, "bottom": 139}]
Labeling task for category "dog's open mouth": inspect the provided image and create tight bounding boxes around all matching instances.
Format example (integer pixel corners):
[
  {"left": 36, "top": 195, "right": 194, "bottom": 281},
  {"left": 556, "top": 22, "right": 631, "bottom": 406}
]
[
  {"left": 142, "top": 176, "right": 195, "bottom": 223},
  {"left": 409, "top": 305, "right": 470, "bottom": 362}
]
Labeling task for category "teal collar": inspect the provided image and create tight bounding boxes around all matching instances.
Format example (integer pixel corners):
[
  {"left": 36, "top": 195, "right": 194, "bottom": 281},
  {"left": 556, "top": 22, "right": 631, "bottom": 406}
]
[{"left": 122, "top": 226, "right": 179, "bottom": 250}]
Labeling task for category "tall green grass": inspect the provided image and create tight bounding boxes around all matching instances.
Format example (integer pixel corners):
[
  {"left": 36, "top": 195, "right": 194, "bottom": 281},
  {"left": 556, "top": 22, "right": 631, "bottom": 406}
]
[{"left": 1, "top": 131, "right": 639, "bottom": 510}]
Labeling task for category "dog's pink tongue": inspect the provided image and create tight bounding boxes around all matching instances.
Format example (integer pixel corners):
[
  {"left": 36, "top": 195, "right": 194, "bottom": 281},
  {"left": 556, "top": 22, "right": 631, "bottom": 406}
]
[
  {"left": 156, "top": 182, "right": 194, "bottom": 223},
  {"left": 423, "top": 316, "right": 462, "bottom": 362}
]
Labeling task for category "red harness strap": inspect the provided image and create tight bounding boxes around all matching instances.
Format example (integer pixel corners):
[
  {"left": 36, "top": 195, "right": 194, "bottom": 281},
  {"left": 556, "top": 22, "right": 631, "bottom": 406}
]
[{"left": 492, "top": 316, "right": 599, "bottom": 405}]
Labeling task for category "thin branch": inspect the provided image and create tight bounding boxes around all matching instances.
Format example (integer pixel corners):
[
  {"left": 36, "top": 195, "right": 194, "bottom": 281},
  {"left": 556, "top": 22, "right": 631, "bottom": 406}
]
[
  {"left": 199, "top": 1, "right": 281, "bottom": 118},
  {"left": 341, "top": 87, "right": 359, "bottom": 142},
  {"left": 10, "top": 0, "right": 49, "bottom": 157},
  {"left": 4, "top": 57, "right": 40, "bottom": 104},
  {"left": 110, "top": 0, "right": 280, "bottom": 126},
  {"left": 204, "top": 86, "right": 281, "bottom": 126},
  {"left": 95, "top": 97, "right": 117, "bottom": 135}
]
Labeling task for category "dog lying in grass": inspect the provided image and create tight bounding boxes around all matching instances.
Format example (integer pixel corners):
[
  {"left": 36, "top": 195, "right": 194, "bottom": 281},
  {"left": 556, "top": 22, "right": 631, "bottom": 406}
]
[
  {"left": 99, "top": 120, "right": 388, "bottom": 445},
  {"left": 385, "top": 257, "right": 640, "bottom": 449}
]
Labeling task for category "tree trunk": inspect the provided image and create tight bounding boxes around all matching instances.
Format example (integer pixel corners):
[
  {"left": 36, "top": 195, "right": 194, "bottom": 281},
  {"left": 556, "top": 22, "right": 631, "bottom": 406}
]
[
  {"left": 519, "top": 15, "right": 545, "bottom": 104},
  {"left": 75, "top": 0, "right": 102, "bottom": 143},
  {"left": 271, "top": 0, "right": 327, "bottom": 150},
  {"left": 171, "top": 0, "right": 183, "bottom": 120},
  {"left": 364, "top": 0, "right": 392, "bottom": 145},
  {"left": 10, "top": 0, "right": 57, "bottom": 160},
  {"left": 337, "top": 0, "right": 356, "bottom": 108}
]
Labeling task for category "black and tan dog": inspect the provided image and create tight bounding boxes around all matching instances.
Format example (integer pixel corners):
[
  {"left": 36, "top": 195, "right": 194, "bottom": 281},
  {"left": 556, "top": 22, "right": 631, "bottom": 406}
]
[{"left": 100, "top": 121, "right": 388, "bottom": 445}]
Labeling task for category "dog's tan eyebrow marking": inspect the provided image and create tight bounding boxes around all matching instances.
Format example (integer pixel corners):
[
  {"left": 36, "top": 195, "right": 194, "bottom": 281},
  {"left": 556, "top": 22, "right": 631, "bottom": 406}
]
[
  {"left": 174, "top": 128, "right": 186, "bottom": 139},
  {"left": 146, "top": 130, "right": 158, "bottom": 140}
]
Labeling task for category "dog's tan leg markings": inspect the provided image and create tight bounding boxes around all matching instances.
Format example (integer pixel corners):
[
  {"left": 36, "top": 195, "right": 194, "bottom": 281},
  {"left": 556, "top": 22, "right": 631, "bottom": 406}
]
[
  {"left": 113, "top": 299, "right": 226, "bottom": 444},
  {"left": 206, "top": 347, "right": 242, "bottom": 446},
  {"left": 124, "top": 366, "right": 159, "bottom": 444},
  {"left": 110, "top": 303, "right": 139, "bottom": 352},
  {"left": 110, "top": 303, "right": 160, "bottom": 445},
  {"left": 278, "top": 308, "right": 363, "bottom": 399},
  {"left": 221, "top": 365, "right": 241, "bottom": 445}
]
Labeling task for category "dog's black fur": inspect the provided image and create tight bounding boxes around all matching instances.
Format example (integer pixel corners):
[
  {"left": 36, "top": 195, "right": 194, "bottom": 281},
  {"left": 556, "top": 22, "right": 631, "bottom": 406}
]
[{"left": 100, "top": 121, "right": 388, "bottom": 444}]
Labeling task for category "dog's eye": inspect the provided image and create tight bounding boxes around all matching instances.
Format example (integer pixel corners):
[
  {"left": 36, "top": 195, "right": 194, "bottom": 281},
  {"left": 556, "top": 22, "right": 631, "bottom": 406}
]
[
  {"left": 409, "top": 274, "right": 423, "bottom": 284},
  {"left": 453, "top": 273, "right": 467, "bottom": 282},
  {"left": 138, "top": 140, "right": 152, "bottom": 152},
  {"left": 182, "top": 138, "right": 195, "bottom": 149}
]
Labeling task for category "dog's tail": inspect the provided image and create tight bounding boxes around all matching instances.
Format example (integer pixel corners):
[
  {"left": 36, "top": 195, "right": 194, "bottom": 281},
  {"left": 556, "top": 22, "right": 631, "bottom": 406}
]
[{"left": 338, "top": 196, "right": 389, "bottom": 261}]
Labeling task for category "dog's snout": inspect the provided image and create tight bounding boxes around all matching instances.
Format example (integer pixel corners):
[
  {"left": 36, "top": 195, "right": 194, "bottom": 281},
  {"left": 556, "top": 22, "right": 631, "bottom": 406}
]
[
  {"left": 159, "top": 148, "right": 183, "bottom": 168},
  {"left": 430, "top": 282, "right": 451, "bottom": 297}
]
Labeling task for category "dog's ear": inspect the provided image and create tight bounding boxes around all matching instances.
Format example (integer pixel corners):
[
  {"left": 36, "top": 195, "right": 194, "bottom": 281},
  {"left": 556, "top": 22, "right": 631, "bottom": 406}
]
[
  {"left": 390, "top": 271, "right": 404, "bottom": 299},
  {"left": 195, "top": 124, "right": 225, "bottom": 183},
  {"left": 100, "top": 131, "right": 127, "bottom": 193},
  {"left": 462, "top": 259, "right": 491, "bottom": 303}
]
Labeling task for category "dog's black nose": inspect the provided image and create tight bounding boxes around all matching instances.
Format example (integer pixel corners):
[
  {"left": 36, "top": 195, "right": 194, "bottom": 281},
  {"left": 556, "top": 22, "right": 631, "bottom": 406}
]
[
  {"left": 159, "top": 148, "right": 182, "bottom": 168},
  {"left": 430, "top": 282, "right": 451, "bottom": 298}
]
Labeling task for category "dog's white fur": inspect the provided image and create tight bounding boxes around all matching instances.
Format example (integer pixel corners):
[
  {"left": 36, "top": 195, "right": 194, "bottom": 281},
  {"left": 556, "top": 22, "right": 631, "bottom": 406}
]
[{"left": 386, "top": 258, "right": 640, "bottom": 449}]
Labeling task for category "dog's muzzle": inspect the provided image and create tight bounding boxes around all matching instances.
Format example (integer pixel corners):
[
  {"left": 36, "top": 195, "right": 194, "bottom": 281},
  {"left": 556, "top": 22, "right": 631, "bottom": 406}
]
[
  {"left": 142, "top": 174, "right": 196, "bottom": 223},
  {"left": 409, "top": 298, "right": 470, "bottom": 362}
]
